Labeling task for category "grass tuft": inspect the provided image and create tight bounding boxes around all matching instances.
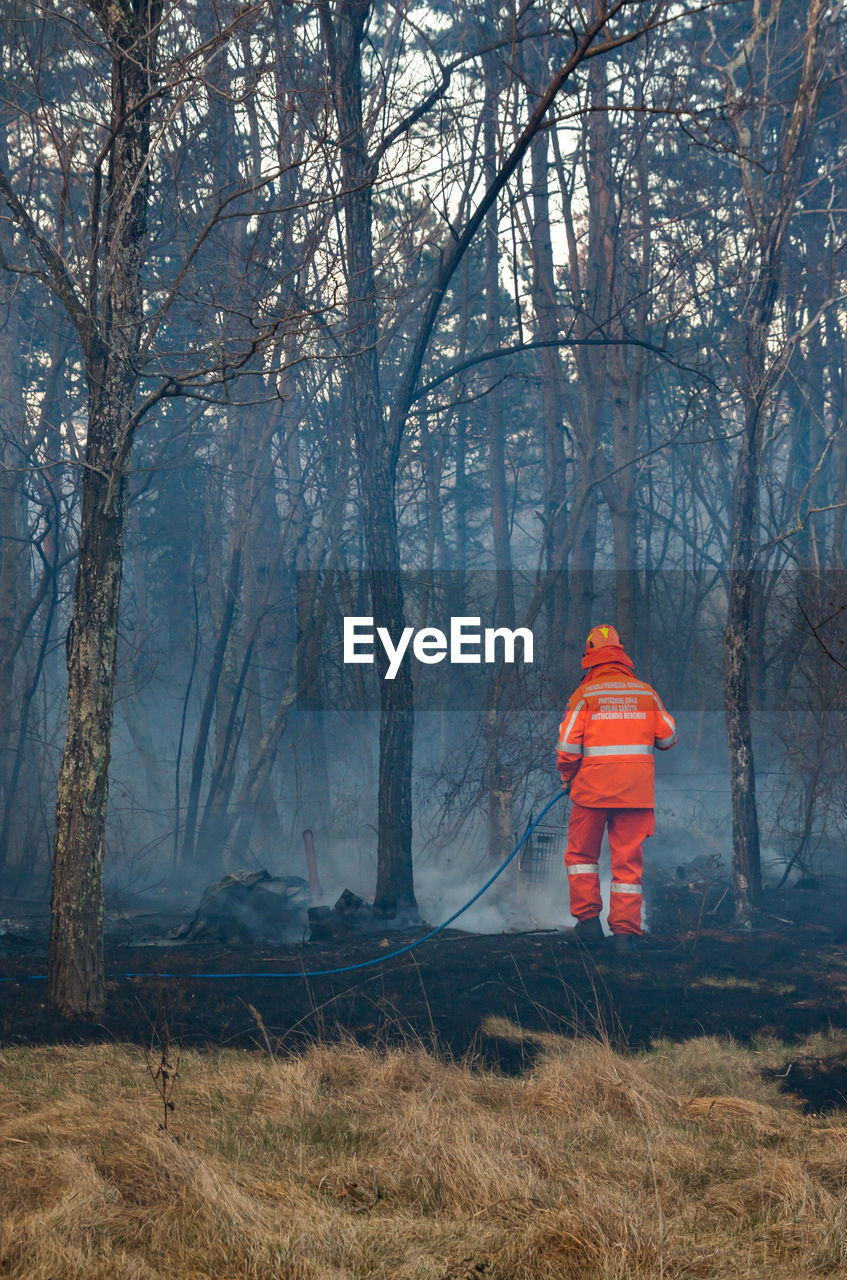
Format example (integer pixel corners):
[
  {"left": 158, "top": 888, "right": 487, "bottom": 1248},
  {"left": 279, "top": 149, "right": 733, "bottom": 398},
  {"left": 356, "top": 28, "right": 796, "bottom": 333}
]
[{"left": 1, "top": 1030, "right": 846, "bottom": 1277}]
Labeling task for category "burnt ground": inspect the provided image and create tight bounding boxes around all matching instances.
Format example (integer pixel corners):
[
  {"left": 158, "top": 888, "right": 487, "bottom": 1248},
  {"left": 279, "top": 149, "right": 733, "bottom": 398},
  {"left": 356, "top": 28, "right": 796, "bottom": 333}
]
[{"left": 3, "top": 924, "right": 847, "bottom": 1112}]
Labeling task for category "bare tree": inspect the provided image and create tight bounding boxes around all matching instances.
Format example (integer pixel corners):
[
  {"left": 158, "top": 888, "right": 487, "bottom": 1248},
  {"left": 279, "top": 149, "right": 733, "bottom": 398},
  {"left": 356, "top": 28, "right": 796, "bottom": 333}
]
[
  {"left": 0, "top": 0, "right": 276, "bottom": 1016},
  {"left": 319, "top": 0, "right": 672, "bottom": 911},
  {"left": 716, "top": 0, "right": 832, "bottom": 927}
]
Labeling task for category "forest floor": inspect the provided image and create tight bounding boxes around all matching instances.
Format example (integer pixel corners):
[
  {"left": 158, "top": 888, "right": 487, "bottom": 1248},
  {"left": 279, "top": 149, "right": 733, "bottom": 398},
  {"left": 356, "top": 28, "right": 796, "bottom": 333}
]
[
  {"left": 3, "top": 927, "right": 847, "bottom": 1276},
  {"left": 2, "top": 924, "right": 847, "bottom": 1109}
]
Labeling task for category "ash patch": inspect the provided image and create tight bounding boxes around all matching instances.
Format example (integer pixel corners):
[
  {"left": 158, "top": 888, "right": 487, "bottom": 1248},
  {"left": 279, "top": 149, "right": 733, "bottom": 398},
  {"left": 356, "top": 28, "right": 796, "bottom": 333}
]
[{"left": 766, "top": 1051, "right": 847, "bottom": 1114}]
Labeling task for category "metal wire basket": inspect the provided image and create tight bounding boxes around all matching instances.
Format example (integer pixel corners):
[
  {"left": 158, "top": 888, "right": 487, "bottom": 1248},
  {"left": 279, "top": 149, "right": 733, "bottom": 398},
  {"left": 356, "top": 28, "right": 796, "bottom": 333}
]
[{"left": 518, "top": 824, "right": 567, "bottom": 886}]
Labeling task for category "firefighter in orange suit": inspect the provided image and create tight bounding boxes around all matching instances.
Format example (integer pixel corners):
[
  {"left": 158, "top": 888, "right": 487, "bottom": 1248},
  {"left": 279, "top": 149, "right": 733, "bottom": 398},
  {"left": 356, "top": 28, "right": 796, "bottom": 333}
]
[{"left": 556, "top": 625, "right": 676, "bottom": 952}]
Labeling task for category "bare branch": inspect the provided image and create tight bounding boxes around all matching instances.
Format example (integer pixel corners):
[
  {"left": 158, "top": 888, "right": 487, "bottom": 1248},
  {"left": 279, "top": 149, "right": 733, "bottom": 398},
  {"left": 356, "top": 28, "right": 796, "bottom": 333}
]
[{"left": 0, "top": 165, "right": 100, "bottom": 361}]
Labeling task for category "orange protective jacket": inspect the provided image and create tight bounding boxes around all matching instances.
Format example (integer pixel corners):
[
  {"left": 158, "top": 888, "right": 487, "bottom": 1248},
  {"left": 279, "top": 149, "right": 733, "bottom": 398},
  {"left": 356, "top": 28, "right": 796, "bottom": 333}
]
[{"left": 556, "top": 644, "right": 676, "bottom": 809}]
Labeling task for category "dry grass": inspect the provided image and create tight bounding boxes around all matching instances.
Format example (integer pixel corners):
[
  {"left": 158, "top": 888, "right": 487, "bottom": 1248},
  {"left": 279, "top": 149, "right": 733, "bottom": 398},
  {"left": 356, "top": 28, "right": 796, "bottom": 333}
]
[{"left": 1, "top": 1025, "right": 847, "bottom": 1279}]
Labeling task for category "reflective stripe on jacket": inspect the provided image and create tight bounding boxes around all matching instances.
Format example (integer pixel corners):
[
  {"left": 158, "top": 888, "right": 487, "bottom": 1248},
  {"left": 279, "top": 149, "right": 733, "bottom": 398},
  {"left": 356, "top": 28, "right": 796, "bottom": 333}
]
[{"left": 556, "top": 659, "right": 676, "bottom": 808}]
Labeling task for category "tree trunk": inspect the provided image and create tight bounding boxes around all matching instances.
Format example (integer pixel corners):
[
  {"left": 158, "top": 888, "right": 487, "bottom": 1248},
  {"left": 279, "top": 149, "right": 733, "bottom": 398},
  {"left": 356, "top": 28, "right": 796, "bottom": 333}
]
[
  {"left": 719, "top": 0, "right": 827, "bottom": 928},
  {"left": 323, "top": 0, "right": 416, "bottom": 916},
  {"left": 832, "top": 323, "right": 847, "bottom": 567},
  {"left": 555, "top": 58, "right": 613, "bottom": 670},
  {"left": 482, "top": 67, "right": 517, "bottom": 865},
  {"left": 562, "top": 493, "right": 598, "bottom": 669},
  {"left": 723, "top": 395, "right": 764, "bottom": 928},
  {"left": 0, "top": 254, "right": 26, "bottom": 853},
  {"left": 48, "top": 4, "right": 158, "bottom": 1018},
  {"left": 286, "top": 371, "right": 333, "bottom": 845},
  {"left": 484, "top": 91, "right": 514, "bottom": 630},
  {"left": 49, "top": 385, "right": 134, "bottom": 1016},
  {"left": 529, "top": 116, "right": 569, "bottom": 695},
  {"left": 181, "top": 544, "right": 241, "bottom": 866},
  {"left": 585, "top": 54, "right": 641, "bottom": 656}
]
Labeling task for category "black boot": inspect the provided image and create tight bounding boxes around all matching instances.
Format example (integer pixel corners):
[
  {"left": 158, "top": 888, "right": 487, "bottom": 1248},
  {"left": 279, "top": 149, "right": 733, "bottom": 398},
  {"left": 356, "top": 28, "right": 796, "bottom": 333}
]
[
  {"left": 612, "top": 932, "right": 638, "bottom": 956},
  {"left": 574, "top": 916, "right": 605, "bottom": 947}
]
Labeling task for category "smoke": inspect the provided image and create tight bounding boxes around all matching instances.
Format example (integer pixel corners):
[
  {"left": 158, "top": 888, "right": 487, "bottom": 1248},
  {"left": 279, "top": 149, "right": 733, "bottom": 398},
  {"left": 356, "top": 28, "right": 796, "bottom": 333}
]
[{"left": 26, "top": 703, "right": 838, "bottom": 949}]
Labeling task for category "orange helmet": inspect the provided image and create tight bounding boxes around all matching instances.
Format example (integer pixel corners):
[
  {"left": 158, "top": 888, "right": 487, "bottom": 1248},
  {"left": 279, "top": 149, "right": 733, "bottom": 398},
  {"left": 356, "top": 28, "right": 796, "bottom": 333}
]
[{"left": 584, "top": 624, "right": 621, "bottom": 655}]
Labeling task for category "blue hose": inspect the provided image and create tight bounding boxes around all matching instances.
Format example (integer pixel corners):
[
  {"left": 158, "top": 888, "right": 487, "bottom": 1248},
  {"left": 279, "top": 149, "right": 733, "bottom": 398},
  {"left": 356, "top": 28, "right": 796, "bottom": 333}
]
[{"left": 1, "top": 790, "right": 568, "bottom": 985}]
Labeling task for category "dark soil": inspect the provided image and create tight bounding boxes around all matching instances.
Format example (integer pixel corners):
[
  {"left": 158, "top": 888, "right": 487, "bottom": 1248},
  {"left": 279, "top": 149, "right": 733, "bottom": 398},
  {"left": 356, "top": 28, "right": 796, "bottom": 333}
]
[{"left": 3, "top": 923, "right": 847, "bottom": 1108}]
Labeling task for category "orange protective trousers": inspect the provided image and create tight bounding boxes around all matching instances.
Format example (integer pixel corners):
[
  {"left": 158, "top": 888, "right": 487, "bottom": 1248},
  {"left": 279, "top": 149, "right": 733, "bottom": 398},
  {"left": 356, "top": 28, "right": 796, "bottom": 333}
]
[{"left": 565, "top": 802, "right": 655, "bottom": 936}]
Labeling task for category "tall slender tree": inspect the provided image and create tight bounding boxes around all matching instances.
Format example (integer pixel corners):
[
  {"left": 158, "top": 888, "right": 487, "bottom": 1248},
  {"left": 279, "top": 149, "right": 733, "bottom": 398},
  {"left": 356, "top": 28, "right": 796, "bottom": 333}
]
[{"left": 718, "top": 0, "right": 831, "bottom": 927}]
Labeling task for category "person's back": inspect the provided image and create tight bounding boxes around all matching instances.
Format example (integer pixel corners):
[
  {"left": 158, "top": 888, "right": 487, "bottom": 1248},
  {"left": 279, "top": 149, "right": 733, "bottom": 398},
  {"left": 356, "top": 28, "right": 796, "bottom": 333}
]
[{"left": 556, "top": 625, "right": 676, "bottom": 952}]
